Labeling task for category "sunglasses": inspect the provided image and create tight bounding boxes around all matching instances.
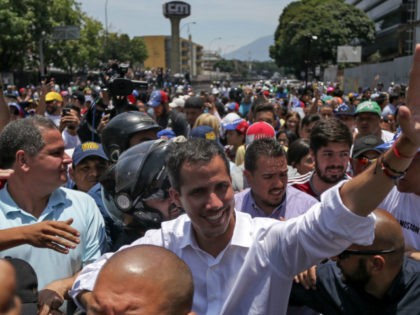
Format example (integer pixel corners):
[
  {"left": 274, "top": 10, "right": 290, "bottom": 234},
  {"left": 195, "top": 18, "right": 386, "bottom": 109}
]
[
  {"left": 337, "top": 248, "right": 397, "bottom": 260},
  {"left": 356, "top": 157, "right": 377, "bottom": 166}
]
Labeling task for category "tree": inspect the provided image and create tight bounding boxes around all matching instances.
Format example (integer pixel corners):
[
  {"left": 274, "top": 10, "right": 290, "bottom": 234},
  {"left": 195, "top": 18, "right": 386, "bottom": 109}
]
[
  {"left": 270, "top": 0, "right": 375, "bottom": 78},
  {"left": 0, "top": 0, "right": 40, "bottom": 71},
  {"left": 0, "top": 0, "right": 148, "bottom": 74}
]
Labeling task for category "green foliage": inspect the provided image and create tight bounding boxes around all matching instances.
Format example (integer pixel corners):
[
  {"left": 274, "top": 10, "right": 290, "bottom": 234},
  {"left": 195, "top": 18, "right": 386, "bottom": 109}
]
[
  {"left": 0, "top": 0, "right": 39, "bottom": 70},
  {"left": 214, "top": 59, "right": 235, "bottom": 72},
  {"left": 0, "top": 0, "right": 148, "bottom": 73},
  {"left": 270, "top": 0, "right": 375, "bottom": 76}
]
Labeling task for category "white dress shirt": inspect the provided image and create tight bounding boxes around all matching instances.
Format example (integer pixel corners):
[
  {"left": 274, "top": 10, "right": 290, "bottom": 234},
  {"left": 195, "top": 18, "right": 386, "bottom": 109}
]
[{"left": 71, "top": 182, "right": 375, "bottom": 315}]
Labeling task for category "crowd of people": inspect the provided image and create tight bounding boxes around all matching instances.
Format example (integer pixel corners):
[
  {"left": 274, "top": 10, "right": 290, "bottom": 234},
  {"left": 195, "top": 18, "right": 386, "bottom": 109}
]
[{"left": 0, "top": 45, "right": 420, "bottom": 315}]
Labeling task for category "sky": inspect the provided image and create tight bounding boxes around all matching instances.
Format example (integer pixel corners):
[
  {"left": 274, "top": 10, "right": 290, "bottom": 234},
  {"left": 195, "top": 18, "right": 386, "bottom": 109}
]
[{"left": 80, "top": 0, "right": 293, "bottom": 55}]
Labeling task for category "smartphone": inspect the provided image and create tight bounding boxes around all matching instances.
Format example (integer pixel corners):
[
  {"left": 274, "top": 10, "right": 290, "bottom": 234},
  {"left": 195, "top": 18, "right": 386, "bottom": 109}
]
[{"left": 62, "top": 108, "right": 71, "bottom": 116}]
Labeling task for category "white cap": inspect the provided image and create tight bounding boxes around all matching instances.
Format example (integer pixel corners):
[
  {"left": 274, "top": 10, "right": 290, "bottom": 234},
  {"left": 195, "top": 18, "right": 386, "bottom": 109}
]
[
  {"left": 176, "top": 86, "right": 184, "bottom": 94},
  {"left": 169, "top": 97, "right": 185, "bottom": 108}
]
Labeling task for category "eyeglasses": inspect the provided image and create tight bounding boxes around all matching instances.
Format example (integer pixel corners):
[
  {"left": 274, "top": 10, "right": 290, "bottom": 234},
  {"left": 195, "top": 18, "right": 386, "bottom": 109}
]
[
  {"left": 337, "top": 248, "right": 397, "bottom": 260},
  {"left": 356, "top": 157, "right": 377, "bottom": 166}
]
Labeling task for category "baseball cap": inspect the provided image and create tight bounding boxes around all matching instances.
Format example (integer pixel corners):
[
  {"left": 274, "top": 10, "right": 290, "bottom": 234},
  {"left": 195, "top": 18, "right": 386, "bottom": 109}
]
[
  {"left": 72, "top": 142, "right": 108, "bottom": 166},
  {"left": 211, "top": 87, "right": 220, "bottom": 95},
  {"left": 225, "top": 102, "right": 239, "bottom": 112},
  {"left": 5, "top": 257, "right": 38, "bottom": 315},
  {"left": 147, "top": 90, "right": 169, "bottom": 107},
  {"left": 245, "top": 121, "right": 276, "bottom": 145},
  {"left": 45, "top": 91, "right": 63, "bottom": 102},
  {"left": 157, "top": 129, "right": 176, "bottom": 139},
  {"left": 175, "top": 86, "right": 184, "bottom": 94},
  {"left": 221, "top": 113, "right": 249, "bottom": 134},
  {"left": 334, "top": 103, "right": 355, "bottom": 116},
  {"left": 352, "top": 135, "right": 384, "bottom": 158},
  {"left": 355, "top": 101, "right": 382, "bottom": 117},
  {"left": 169, "top": 97, "right": 185, "bottom": 109},
  {"left": 190, "top": 126, "right": 218, "bottom": 141}
]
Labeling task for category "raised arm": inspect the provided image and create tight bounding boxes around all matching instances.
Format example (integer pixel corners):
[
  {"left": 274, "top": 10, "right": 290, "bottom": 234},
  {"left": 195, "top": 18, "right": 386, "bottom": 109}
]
[{"left": 341, "top": 44, "right": 420, "bottom": 217}]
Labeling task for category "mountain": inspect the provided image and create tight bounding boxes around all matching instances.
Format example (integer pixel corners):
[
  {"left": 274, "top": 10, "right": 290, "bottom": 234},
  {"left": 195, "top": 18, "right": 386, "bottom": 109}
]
[{"left": 224, "top": 35, "right": 274, "bottom": 62}]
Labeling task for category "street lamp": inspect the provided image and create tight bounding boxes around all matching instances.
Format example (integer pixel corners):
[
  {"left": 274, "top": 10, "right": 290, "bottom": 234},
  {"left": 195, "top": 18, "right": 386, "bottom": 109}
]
[
  {"left": 181, "top": 21, "right": 196, "bottom": 35},
  {"left": 105, "top": 0, "right": 109, "bottom": 59},
  {"left": 180, "top": 22, "right": 196, "bottom": 74},
  {"left": 39, "top": 31, "right": 46, "bottom": 76},
  {"left": 304, "top": 35, "right": 318, "bottom": 87}
]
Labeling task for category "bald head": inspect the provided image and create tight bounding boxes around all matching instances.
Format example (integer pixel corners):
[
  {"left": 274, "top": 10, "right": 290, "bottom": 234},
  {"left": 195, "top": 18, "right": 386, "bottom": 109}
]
[
  {"left": 92, "top": 245, "right": 194, "bottom": 315},
  {"left": 0, "top": 259, "right": 17, "bottom": 312},
  {"left": 371, "top": 209, "right": 404, "bottom": 250},
  {"left": 355, "top": 209, "right": 404, "bottom": 268}
]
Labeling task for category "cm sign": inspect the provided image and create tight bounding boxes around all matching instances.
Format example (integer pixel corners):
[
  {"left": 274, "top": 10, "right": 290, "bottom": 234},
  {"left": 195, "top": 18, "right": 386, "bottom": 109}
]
[{"left": 163, "top": 1, "right": 191, "bottom": 18}]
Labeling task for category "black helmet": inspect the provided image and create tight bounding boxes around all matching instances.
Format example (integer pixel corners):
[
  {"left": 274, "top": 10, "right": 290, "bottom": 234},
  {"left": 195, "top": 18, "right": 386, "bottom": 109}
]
[
  {"left": 101, "top": 139, "right": 174, "bottom": 230},
  {"left": 229, "top": 87, "right": 243, "bottom": 103},
  {"left": 101, "top": 111, "right": 161, "bottom": 162}
]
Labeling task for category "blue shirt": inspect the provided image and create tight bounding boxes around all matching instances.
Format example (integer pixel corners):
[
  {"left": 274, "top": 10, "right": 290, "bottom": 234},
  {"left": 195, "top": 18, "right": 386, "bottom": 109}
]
[
  {"left": 234, "top": 186, "right": 318, "bottom": 220},
  {"left": 0, "top": 185, "right": 107, "bottom": 289}
]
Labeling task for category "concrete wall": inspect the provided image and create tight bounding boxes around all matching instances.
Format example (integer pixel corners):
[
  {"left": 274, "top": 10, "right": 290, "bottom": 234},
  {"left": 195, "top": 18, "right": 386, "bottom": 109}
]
[{"left": 342, "top": 55, "right": 413, "bottom": 93}]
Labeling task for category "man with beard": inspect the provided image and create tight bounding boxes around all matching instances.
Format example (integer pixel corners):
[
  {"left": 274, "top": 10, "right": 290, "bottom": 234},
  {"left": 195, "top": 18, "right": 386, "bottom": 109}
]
[
  {"left": 289, "top": 209, "right": 420, "bottom": 315},
  {"left": 235, "top": 138, "right": 318, "bottom": 220},
  {"left": 289, "top": 118, "right": 352, "bottom": 200}
]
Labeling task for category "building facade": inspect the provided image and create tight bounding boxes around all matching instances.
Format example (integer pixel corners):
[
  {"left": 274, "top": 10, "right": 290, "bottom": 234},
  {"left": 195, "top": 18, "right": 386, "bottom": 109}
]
[
  {"left": 346, "top": 0, "right": 419, "bottom": 60},
  {"left": 140, "top": 35, "right": 203, "bottom": 76}
]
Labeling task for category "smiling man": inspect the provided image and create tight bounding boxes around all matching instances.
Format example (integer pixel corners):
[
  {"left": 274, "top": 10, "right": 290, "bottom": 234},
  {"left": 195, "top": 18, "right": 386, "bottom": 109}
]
[
  {"left": 235, "top": 138, "right": 318, "bottom": 220},
  {"left": 0, "top": 116, "right": 107, "bottom": 314},
  {"left": 71, "top": 44, "right": 420, "bottom": 315},
  {"left": 289, "top": 118, "right": 352, "bottom": 200}
]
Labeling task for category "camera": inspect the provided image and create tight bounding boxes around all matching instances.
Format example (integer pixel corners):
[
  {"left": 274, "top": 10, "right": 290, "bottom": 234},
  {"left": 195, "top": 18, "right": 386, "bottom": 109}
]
[
  {"left": 98, "top": 62, "right": 148, "bottom": 115},
  {"left": 104, "top": 62, "right": 148, "bottom": 98}
]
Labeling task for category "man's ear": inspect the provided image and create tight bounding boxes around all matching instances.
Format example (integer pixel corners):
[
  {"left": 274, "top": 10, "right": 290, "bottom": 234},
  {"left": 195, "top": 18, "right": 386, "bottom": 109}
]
[
  {"left": 371, "top": 255, "right": 386, "bottom": 273},
  {"left": 15, "top": 150, "right": 29, "bottom": 171},
  {"left": 243, "top": 169, "right": 252, "bottom": 185},
  {"left": 169, "top": 187, "right": 182, "bottom": 208}
]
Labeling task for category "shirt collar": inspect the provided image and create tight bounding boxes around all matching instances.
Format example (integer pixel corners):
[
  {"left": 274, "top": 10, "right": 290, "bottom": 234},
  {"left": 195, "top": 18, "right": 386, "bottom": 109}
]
[
  {"left": 249, "top": 190, "right": 286, "bottom": 218},
  {"left": 176, "top": 211, "right": 255, "bottom": 250},
  {"left": 0, "top": 184, "right": 65, "bottom": 218}
]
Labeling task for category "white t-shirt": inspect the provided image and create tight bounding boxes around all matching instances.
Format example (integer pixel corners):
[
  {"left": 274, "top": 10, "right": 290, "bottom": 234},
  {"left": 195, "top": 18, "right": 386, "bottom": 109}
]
[{"left": 379, "top": 186, "right": 420, "bottom": 251}]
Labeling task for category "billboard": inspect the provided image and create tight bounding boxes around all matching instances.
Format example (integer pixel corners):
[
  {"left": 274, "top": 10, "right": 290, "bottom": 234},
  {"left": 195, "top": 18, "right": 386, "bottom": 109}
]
[
  {"left": 163, "top": 1, "right": 191, "bottom": 18},
  {"left": 337, "top": 46, "right": 362, "bottom": 63},
  {"left": 53, "top": 26, "right": 80, "bottom": 40}
]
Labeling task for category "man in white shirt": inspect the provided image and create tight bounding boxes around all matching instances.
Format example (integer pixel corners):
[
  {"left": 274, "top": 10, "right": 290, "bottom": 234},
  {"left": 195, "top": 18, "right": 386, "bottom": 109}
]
[{"left": 71, "top": 46, "right": 420, "bottom": 313}]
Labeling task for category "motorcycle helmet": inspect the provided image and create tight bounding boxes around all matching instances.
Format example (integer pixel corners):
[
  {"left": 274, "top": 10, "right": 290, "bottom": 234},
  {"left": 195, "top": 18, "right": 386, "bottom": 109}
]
[
  {"left": 101, "top": 111, "right": 161, "bottom": 162},
  {"left": 101, "top": 139, "right": 176, "bottom": 230}
]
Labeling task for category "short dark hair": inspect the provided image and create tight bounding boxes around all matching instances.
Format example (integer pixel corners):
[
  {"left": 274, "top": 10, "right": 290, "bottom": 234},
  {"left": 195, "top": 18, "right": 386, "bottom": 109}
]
[
  {"left": 245, "top": 138, "right": 286, "bottom": 172},
  {"left": 252, "top": 103, "right": 276, "bottom": 121},
  {"left": 287, "top": 138, "right": 310, "bottom": 166},
  {"left": 166, "top": 138, "right": 230, "bottom": 191},
  {"left": 301, "top": 114, "right": 321, "bottom": 128},
  {"left": 184, "top": 96, "right": 204, "bottom": 109},
  {"left": 310, "top": 118, "right": 353, "bottom": 154},
  {"left": 389, "top": 93, "right": 399, "bottom": 103},
  {"left": 0, "top": 115, "right": 57, "bottom": 168}
]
